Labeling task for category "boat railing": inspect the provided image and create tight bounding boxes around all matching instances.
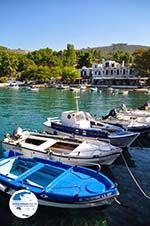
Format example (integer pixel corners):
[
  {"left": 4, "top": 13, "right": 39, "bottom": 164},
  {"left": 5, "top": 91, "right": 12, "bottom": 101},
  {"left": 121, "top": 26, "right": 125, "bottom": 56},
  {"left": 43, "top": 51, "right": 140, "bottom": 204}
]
[
  {"left": 47, "top": 117, "right": 59, "bottom": 122},
  {"left": 30, "top": 132, "right": 80, "bottom": 142},
  {"left": 48, "top": 150, "right": 101, "bottom": 172},
  {"left": 72, "top": 161, "right": 101, "bottom": 172},
  {"left": 80, "top": 161, "right": 101, "bottom": 172},
  {"left": 96, "top": 137, "right": 111, "bottom": 143},
  {"left": 23, "top": 128, "right": 38, "bottom": 133}
]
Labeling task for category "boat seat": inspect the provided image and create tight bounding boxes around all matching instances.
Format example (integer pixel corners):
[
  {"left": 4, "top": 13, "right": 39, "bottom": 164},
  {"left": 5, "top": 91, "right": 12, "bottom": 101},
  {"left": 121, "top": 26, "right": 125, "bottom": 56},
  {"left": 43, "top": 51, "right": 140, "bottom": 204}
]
[
  {"left": 16, "top": 163, "right": 44, "bottom": 182},
  {"left": 24, "top": 178, "right": 43, "bottom": 188},
  {"left": 8, "top": 173, "right": 43, "bottom": 188},
  {"left": 50, "top": 147, "right": 71, "bottom": 154}
]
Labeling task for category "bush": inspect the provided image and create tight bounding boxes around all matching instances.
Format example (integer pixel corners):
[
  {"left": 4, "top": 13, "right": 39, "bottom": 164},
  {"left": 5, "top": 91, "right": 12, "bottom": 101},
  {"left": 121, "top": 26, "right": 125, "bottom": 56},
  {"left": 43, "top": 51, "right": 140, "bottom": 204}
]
[{"left": 0, "top": 76, "right": 8, "bottom": 83}]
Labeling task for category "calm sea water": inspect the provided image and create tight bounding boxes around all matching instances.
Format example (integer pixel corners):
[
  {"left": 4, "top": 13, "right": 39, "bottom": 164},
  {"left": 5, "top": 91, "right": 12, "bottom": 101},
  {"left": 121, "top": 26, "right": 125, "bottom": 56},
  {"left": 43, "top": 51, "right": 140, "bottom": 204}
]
[{"left": 0, "top": 87, "right": 150, "bottom": 226}]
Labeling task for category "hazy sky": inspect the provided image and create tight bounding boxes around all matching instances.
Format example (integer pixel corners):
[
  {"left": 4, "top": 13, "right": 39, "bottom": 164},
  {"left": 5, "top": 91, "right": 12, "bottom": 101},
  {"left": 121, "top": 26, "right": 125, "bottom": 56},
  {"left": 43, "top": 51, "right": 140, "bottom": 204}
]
[{"left": 0, "top": 0, "right": 150, "bottom": 50}]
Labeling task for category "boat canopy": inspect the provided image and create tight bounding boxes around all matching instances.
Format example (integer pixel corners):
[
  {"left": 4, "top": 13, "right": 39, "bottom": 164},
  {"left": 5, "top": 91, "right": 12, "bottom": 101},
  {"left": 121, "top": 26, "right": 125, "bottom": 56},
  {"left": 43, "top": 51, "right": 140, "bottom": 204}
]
[{"left": 61, "top": 111, "right": 91, "bottom": 129}]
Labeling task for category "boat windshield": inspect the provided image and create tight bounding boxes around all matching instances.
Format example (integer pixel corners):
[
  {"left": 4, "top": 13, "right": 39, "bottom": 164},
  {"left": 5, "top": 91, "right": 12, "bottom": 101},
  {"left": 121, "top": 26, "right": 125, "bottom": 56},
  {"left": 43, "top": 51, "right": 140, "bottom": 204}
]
[{"left": 75, "top": 112, "right": 86, "bottom": 121}]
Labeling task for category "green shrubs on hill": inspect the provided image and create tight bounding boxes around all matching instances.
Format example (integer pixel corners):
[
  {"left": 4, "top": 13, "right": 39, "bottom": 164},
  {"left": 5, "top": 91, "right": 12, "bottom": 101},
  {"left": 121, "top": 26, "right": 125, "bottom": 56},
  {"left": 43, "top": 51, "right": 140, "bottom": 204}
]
[
  {"left": 0, "top": 76, "right": 8, "bottom": 83},
  {"left": 0, "top": 44, "right": 150, "bottom": 83}
]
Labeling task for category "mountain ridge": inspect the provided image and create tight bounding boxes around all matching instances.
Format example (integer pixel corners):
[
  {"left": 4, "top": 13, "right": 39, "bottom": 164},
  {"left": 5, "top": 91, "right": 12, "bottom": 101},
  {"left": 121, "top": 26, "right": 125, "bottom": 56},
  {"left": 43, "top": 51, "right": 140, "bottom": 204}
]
[
  {"left": 80, "top": 43, "right": 150, "bottom": 55},
  {"left": 1, "top": 43, "right": 150, "bottom": 54}
]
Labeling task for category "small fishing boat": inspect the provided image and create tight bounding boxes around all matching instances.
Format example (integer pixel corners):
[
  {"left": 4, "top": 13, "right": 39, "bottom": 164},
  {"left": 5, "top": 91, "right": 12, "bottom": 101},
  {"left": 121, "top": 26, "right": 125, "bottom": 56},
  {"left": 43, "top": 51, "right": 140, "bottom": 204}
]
[
  {"left": 118, "top": 90, "right": 128, "bottom": 95},
  {"left": 107, "top": 87, "right": 114, "bottom": 93},
  {"left": 113, "top": 89, "right": 119, "bottom": 94},
  {"left": 56, "top": 84, "right": 69, "bottom": 89},
  {"left": 69, "top": 87, "right": 80, "bottom": 92},
  {"left": 43, "top": 110, "right": 139, "bottom": 148},
  {"left": 144, "top": 89, "right": 150, "bottom": 95},
  {"left": 0, "top": 152, "right": 119, "bottom": 208},
  {"left": 102, "top": 104, "right": 150, "bottom": 146},
  {"left": 90, "top": 87, "right": 97, "bottom": 92},
  {"left": 26, "top": 86, "right": 39, "bottom": 91},
  {"left": 103, "top": 104, "right": 150, "bottom": 122},
  {"left": 8, "top": 82, "right": 19, "bottom": 89},
  {"left": 79, "top": 85, "right": 87, "bottom": 91},
  {"left": 2, "top": 128, "right": 122, "bottom": 166}
]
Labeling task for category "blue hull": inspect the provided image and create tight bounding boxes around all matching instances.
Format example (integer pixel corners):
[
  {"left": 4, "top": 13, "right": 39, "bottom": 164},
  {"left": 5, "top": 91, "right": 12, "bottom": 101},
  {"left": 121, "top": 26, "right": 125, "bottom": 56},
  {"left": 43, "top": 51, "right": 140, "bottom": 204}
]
[{"left": 0, "top": 152, "right": 119, "bottom": 208}]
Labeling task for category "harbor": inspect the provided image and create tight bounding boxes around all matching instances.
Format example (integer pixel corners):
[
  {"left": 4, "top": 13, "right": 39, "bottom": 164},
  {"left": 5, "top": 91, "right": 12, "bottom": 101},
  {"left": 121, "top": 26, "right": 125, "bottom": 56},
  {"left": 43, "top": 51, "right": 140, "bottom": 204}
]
[
  {"left": 0, "top": 87, "right": 149, "bottom": 225},
  {"left": 1, "top": 0, "right": 150, "bottom": 224}
]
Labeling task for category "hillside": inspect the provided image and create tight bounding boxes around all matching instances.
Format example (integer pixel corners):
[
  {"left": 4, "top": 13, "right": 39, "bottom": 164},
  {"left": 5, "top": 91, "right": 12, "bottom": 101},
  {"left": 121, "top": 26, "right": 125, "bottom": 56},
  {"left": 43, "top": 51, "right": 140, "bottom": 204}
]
[
  {"left": 81, "top": 43, "right": 150, "bottom": 55},
  {"left": 0, "top": 43, "right": 150, "bottom": 55},
  {"left": 0, "top": 45, "right": 29, "bottom": 54}
]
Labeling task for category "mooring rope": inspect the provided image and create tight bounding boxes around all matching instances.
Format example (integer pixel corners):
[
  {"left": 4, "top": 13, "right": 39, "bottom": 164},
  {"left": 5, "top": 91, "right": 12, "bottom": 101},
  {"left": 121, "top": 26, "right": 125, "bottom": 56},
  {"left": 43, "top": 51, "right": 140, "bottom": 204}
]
[{"left": 121, "top": 152, "right": 150, "bottom": 200}]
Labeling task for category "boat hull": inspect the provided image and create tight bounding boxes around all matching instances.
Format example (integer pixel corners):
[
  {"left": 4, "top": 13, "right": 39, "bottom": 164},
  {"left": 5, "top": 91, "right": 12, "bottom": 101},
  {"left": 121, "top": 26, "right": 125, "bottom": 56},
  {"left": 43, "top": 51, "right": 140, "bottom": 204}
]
[
  {"left": 2, "top": 142, "right": 121, "bottom": 166},
  {"left": 0, "top": 155, "right": 119, "bottom": 209},
  {"left": 43, "top": 124, "right": 139, "bottom": 148},
  {"left": 103, "top": 121, "right": 150, "bottom": 147},
  {"left": 108, "top": 132, "right": 139, "bottom": 147},
  {"left": 0, "top": 184, "right": 117, "bottom": 208},
  {"left": 128, "top": 126, "right": 150, "bottom": 147}
]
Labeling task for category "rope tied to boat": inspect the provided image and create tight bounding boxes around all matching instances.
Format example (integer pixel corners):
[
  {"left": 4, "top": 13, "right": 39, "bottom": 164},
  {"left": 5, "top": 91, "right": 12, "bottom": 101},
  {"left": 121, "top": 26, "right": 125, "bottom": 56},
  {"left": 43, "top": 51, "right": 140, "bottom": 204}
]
[{"left": 121, "top": 152, "right": 150, "bottom": 200}]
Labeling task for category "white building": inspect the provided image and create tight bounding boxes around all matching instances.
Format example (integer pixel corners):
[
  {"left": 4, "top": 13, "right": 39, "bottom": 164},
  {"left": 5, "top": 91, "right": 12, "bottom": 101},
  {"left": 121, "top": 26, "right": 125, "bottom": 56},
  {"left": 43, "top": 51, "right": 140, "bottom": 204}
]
[
  {"left": 79, "top": 59, "right": 143, "bottom": 87},
  {"left": 80, "top": 60, "right": 132, "bottom": 79},
  {"left": 92, "top": 60, "right": 131, "bottom": 78}
]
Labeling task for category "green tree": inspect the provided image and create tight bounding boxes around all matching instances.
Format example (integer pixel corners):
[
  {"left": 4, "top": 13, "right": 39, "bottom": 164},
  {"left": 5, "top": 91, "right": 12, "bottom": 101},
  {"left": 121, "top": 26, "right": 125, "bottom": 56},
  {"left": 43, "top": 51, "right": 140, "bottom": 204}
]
[
  {"left": 134, "top": 49, "right": 150, "bottom": 77},
  {"left": 17, "top": 55, "right": 36, "bottom": 72},
  {"left": 49, "top": 66, "right": 62, "bottom": 79},
  {"left": 0, "top": 52, "right": 18, "bottom": 79},
  {"left": 110, "top": 50, "right": 133, "bottom": 65},
  {"left": 20, "top": 65, "right": 51, "bottom": 82},
  {"left": 92, "top": 49, "right": 102, "bottom": 63},
  {"left": 64, "top": 44, "right": 77, "bottom": 66},
  {"left": 27, "top": 48, "right": 62, "bottom": 67},
  {"left": 61, "top": 66, "right": 80, "bottom": 83},
  {"left": 77, "top": 51, "right": 93, "bottom": 68}
]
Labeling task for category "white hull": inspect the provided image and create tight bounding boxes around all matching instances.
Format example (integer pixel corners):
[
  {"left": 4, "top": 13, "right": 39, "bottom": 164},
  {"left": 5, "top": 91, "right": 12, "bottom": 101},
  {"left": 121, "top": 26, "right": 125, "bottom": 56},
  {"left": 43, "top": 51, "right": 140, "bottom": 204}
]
[
  {"left": 50, "top": 153, "right": 120, "bottom": 166},
  {"left": 2, "top": 142, "right": 121, "bottom": 166}
]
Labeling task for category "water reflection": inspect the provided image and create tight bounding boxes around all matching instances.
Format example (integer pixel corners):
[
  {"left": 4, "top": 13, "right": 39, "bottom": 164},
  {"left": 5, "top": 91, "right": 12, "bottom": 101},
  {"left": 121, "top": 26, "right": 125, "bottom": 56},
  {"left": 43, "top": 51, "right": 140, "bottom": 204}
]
[
  {"left": 0, "top": 191, "right": 109, "bottom": 226},
  {"left": 113, "top": 149, "right": 135, "bottom": 167}
]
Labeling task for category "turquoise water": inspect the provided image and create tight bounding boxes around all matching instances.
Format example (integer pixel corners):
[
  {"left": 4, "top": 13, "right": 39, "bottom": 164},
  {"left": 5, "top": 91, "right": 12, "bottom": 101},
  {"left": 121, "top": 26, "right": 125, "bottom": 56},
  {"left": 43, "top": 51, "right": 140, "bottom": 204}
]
[
  {"left": 0, "top": 87, "right": 149, "bottom": 137},
  {"left": 0, "top": 87, "right": 150, "bottom": 226}
]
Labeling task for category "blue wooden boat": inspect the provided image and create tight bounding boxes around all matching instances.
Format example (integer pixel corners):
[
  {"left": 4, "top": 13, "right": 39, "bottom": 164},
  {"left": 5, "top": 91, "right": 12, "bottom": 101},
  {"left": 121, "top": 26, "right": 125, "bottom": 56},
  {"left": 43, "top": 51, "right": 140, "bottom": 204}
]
[{"left": 0, "top": 151, "right": 119, "bottom": 208}]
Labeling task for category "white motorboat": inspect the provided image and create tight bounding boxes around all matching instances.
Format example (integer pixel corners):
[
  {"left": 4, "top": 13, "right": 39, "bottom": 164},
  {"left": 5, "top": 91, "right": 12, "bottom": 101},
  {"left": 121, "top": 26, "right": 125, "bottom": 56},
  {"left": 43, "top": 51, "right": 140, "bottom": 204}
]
[
  {"left": 110, "top": 103, "right": 150, "bottom": 123},
  {"left": 43, "top": 110, "right": 139, "bottom": 148},
  {"left": 102, "top": 103, "right": 150, "bottom": 146},
  {"left": 79, "top": 85, "right": 87, "bottom": 91},
  {"left": 8, "top": 82, "right": 19, "bottom": 89},
  {"left": 56, "top": 84, "right": 69, "bottom": 89},
  {"left": 69, "top": 87, "right": 80, "bottom": 92},
  {"left": 90, "top": 87, "right": 97, "bottom": 92},
  {"left": 118, "top": 90, "right": 128, "bottom": 95},
  {"left": 26, "top": 86, "right": 39, "bottom": 91},
  {"left": 2, "top": 128, "right": 122, "bottom": 166}
]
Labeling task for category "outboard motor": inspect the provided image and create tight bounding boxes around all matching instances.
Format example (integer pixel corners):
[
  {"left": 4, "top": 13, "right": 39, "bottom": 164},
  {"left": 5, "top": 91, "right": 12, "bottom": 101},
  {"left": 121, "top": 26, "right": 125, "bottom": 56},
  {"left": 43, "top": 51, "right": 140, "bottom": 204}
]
[
  {"left": 102, "top": 109, "right": 117, "bottom": 120},
  {"left": 120, "top": 104, "right": 127, "bottom": 111},
  {"left": 138, "top": 101, "right": 150, "bottom": 110}
]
